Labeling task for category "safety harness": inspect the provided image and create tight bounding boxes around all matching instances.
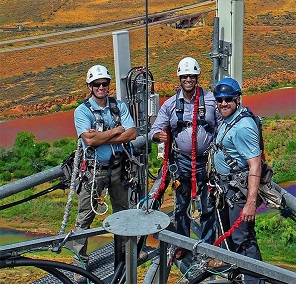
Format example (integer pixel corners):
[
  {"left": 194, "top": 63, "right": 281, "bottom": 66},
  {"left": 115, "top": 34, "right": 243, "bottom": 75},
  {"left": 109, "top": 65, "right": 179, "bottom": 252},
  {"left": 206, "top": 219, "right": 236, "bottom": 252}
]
[
  {"left": 152, "top": 87, "right": 208, "bottom": 219},
  {"left": 209, "top": 107, "right": 282, "bottom": 209},
  {"left": 84, "top": 97, "right": 121, "bottom": 130},
  {"left": 214, "top": 107, "right": 264, "bottom": 173},
  {"left": 173, "top": 87, "right": 208, "bottom": 137},
  {"left": 72, "top": 97, "right": 123, "bottom": 215}
]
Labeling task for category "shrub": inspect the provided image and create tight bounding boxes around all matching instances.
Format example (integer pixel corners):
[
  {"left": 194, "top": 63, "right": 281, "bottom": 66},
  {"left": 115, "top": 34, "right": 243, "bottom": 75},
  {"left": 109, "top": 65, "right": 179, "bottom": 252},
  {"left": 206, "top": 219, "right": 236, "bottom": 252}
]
[{"left": 0, "top": 171, "right": 11, "bottom": 182}]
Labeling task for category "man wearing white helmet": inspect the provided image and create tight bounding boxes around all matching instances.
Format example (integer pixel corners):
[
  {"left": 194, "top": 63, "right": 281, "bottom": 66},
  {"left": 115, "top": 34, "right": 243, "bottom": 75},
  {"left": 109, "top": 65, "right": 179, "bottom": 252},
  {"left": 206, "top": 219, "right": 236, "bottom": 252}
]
[
  {"left": 149, "top": 57, "right": 222, "bottom": 259},
  {"left": 70, "top": 64, "right": 136, "bottom": 280}
]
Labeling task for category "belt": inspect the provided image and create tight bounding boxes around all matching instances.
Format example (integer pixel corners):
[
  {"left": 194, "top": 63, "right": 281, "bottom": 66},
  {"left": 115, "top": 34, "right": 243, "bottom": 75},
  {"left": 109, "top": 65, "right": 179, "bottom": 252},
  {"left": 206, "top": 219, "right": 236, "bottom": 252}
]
[
  {"left": 172, "top": 149, "right": 206, "bottom": 159},
  {"left": 101, "top": 163, "right": 121, "bottom": 170},
  {"left": 215, "top": 173, "right": 233, "bottom": 182},
  {"left": 87, "top": 160, "right": 121, "bottom": 170}
]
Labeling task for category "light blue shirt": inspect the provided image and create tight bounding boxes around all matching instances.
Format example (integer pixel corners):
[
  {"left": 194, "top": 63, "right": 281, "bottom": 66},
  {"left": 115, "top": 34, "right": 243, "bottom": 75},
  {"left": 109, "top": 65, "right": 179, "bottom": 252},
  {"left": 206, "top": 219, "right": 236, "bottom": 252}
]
[
  {"left": 74, "top": 96, "right": 135, "bottom": 162},
  {"left": 213, "top": 105, "right": 261, "bottom": 174}
]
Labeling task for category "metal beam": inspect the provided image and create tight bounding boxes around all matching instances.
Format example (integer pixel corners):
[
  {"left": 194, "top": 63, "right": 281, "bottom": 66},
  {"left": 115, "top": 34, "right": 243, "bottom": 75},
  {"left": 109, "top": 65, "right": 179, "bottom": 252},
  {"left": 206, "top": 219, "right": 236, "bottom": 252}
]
[
  {"left": 0, "top": 227, "right": 107, "bottom": 258},
  {"left": 156, "top": 230, "right": 296, "bottom": 284},
  {"left": 273, "top": 182, "right": 296, "bottom": 212},
  {"left": 0, "top": 165, "right": 64, "bottom": 199}
]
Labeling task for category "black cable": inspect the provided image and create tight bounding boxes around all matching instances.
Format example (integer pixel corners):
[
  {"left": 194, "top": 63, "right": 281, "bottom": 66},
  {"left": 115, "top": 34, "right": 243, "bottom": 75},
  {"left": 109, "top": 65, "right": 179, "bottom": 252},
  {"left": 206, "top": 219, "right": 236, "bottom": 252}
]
[
  {"left": 148, "top": 170, "right": 158, "bottom": 180},
  {"left": 1, "top": 256, "right": 104, "bottom": 284},
  {"left": 0, "top": 181, "right": 68, "bottom": 211}
]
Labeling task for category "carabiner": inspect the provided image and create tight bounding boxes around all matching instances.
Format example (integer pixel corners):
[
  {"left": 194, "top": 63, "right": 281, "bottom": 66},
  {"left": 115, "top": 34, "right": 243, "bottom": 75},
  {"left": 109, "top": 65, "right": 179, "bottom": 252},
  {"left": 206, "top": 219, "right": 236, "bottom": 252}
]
[{"left": 187, "top": 198, "right": 200, "bottom": 220}]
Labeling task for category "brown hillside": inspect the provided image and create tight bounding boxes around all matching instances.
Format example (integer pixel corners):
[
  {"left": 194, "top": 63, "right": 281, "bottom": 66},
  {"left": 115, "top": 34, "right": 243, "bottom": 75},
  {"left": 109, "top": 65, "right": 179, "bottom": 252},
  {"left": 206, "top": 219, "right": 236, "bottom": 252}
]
[{"left": 0, "top": 0, "right": 295, "bottom": 119}]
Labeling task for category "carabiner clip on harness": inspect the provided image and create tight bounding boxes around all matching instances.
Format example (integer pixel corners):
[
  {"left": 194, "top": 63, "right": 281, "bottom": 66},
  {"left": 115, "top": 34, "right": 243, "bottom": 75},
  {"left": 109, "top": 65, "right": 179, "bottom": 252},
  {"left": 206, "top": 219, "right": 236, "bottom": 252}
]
[{"left": 88, "top": 148, "right": 109, "bottom": 215}]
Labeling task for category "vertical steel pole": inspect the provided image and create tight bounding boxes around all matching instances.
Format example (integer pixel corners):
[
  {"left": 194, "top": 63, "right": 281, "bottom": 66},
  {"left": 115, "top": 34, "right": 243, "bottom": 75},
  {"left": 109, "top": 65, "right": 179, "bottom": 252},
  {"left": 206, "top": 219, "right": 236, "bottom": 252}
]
[
  {"left": 211, "top": 16, "right": 220, "bottom": 89},
  {"left": 159, "top": 240, "right": 168, "bottom": 284},
  {"left": 125, "top": 236, "right": 138, "bottom": 283}
]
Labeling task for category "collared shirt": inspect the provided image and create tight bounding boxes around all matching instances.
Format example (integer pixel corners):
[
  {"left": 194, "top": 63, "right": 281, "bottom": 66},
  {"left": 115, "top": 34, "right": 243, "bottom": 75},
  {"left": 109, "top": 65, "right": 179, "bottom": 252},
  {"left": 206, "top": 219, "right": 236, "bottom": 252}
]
[
  {"left": 74, "top": 96, "right": 135, "bottom": 162},
  {"left": 149, "top": 88, "right": 222, "bottom": 154},
  {"left": 213, "top": 105, "right": 261, "bottom": 174}
]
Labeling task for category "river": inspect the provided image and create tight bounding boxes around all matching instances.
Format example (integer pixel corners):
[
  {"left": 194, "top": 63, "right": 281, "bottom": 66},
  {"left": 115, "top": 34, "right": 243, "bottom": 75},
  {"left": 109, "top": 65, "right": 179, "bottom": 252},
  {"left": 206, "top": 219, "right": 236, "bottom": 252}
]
[{"left": 0, "top": 87, "right": 295, "bottom": 148}]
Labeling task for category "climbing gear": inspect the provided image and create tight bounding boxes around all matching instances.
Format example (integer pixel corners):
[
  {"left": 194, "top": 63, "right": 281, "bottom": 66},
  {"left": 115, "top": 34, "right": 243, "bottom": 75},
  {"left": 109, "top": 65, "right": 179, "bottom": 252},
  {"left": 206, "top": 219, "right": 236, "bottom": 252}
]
[
  {"left": 213, "top": 211, "right": 243, "bottom": 247},
  {"left": 86, "top": 148, "right": 110, "bottom": 216},
  {"left": 187, "top": 198, "right": 200, "bottom": 220},
  {"left": 121, "top": 142, "right": 144, "bottom": 207},
  {"left": 84, "top": 97, "right": 121, "bottom": 129},
  {"left": 60, "top": 139, "right": 83, "bottom": 235},
  {"left": 61, "top": 151, "right": 76, "bottom": 182},
  {"left": 169, "top": 163, "right": 179, "bottom": 184},
  {"left": 190, "top": 87, "right": 200, "bottom": 201},
  {"left": 152, "top": 127, "right": 171, "bottom": 201},
  {"left": 215, "top": 108, "right": 263, "bottom": 170},
  {"left": 86, "top": 65, "right": 112, "bottom": 83},
  {"left": 213, "top": 77, "right": 242, "bottom": 98},
  {"left": 209, "top": 106, "right": 283, "bottom": 208},
  {"left": 173, "top": 87, "right": 208, "bottom": 136},
  {"left": 177, "top": 57, "right": 201, "bottom": 76}
]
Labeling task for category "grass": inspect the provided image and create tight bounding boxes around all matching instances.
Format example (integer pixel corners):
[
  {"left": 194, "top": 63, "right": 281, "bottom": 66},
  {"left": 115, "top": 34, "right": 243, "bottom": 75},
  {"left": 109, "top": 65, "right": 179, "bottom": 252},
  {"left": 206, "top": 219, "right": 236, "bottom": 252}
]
[{"left": 0, "top": 0, "right": 295, "bottom": 119}]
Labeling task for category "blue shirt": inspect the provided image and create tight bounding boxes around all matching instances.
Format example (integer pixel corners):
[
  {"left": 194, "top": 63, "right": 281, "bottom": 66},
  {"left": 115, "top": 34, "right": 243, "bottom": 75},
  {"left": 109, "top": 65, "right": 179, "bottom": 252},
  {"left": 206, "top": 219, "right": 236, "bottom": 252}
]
[
  {"left": 74, "top": 96, "right": 135, "bottom": 162},
  {"left": 149, "top": 88, "right": 222, "bottom": 154},
  {"left": 213, "top": 105, "right": 261, "bottom": 174}
]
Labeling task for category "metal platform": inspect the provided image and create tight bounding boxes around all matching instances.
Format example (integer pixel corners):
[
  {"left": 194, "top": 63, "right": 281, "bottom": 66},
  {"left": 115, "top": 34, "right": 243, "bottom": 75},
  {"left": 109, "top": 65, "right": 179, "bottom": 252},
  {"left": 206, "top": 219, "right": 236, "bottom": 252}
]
[
  {"left": 33, "top": 241, "right": 161, "bottom": 284},
  {"left": 33, "top": 242, "right": 115, "bottom": 284}
]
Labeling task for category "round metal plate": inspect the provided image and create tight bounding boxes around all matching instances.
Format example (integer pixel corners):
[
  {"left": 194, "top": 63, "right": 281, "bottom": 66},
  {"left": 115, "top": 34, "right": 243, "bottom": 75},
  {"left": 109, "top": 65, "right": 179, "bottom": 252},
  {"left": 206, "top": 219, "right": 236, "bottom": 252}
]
[{"left": 103, "top": 209, "right": 170, "bottom": 236}]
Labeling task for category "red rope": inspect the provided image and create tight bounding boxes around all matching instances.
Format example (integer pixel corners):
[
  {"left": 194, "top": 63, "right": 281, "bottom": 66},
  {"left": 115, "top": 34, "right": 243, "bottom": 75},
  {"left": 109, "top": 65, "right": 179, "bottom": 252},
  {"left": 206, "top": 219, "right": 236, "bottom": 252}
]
[
  {"left": 191, "top": 87, "right": 200, "bottom": 199},
  {"left": 154, "top": 127, "right": 171, "bottom": 199},
  {"left": 213, "top": 211, "right": 243, "bottom": 246}
]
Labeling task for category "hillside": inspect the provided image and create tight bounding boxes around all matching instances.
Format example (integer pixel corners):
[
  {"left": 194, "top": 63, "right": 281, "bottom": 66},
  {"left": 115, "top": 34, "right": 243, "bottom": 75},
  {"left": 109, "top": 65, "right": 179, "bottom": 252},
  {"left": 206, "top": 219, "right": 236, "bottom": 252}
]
[{"left": 0, "top": 0, "right": 295, "bottom": 119}]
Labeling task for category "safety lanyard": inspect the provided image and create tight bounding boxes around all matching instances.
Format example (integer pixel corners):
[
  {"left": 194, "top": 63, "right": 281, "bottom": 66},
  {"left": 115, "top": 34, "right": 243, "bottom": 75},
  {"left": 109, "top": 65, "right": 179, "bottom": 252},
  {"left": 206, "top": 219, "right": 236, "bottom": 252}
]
[{"left": 191, "top": 86, "right": 200, "bottom": 199}]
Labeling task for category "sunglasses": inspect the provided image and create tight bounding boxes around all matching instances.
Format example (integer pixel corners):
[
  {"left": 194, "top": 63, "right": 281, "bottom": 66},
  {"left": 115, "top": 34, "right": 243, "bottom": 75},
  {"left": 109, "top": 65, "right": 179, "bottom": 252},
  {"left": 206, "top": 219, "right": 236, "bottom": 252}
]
[
  {"left": 92, "top": 82, "right": 109, "bottom": 88},
  {"left": 215, "top": 97, "right": 237, "bottom": 103},
  {"left": 180, "top": 74, "right": 197, "bottom": 80}
]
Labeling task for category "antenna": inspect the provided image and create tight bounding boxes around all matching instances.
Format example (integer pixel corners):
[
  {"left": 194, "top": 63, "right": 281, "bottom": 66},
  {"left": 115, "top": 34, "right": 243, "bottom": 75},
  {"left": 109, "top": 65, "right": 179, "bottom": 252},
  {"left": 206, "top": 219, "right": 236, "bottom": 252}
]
[{"left": 144, "top": 0, "right": 150, "bottom": 212}]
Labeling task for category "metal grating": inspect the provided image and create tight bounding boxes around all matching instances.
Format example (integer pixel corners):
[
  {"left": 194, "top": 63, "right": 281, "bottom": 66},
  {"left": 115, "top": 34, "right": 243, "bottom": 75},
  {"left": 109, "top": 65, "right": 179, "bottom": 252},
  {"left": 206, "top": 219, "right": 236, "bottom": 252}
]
[{"left": 33, "top": 242, "right": 115, "bottom": 284}]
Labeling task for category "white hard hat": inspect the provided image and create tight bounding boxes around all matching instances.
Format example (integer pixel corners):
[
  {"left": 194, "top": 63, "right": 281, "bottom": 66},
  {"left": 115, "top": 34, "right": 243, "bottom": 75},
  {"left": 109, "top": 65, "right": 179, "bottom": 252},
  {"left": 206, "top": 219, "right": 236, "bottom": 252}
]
[
  {"left": 175, "top": 126, "right": 212, "bottom": 155},
  {"left": 86, "top": 65, "right": 112, "bottom": 83},
  {"left": 177, "top": 57, "right": 201, "bottom": 76}
]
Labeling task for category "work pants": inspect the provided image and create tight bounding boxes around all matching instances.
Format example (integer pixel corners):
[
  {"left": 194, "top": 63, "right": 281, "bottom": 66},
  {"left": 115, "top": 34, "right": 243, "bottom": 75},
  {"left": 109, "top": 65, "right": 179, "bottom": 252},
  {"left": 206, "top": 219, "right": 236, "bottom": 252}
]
[
  {"left": 173, "top": 153, "right": 216, "bottom": 244},
  {"left": 218, "top": 187, "right": 264, "bottom": 284},
  {"left": 69, "top": 165, "right": 129, "bottom": 266}
]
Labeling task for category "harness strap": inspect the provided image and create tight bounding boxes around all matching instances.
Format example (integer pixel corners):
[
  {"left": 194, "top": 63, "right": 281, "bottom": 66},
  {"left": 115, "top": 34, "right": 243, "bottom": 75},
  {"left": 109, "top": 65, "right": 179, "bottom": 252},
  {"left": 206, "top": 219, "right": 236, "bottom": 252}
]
[
  {"left": 84, "top": 97, "right": 121, "bottom": 130},
  {"left": 173, "top": 87, "right": 206, "bottom": 137},
  {"left": 216, "top": 110, "right": 256, "bottom": 173}
]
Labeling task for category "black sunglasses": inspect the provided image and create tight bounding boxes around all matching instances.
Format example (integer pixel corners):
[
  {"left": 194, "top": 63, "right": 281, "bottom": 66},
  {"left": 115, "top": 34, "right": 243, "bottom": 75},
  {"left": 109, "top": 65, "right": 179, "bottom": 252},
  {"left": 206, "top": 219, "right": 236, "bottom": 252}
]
[
  {"left": 215, "top": 97, "right": 237, "bottom": 103},
  {"left": 180, "top": 74, "right": 197, "bottom": 80},
  {"left": 92, "top": 82, "right": 109, "bottom": 88}
]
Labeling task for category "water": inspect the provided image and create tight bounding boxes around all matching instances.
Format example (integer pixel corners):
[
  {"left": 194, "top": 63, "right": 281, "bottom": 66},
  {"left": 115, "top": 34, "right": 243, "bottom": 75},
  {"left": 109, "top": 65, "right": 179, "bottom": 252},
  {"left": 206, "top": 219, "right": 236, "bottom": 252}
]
[
  {"left": 0, "top": 227, "right": 114, "bottom": 257},
  {"left": 0, "top": 87, "right": 295, "bottom": 148}
]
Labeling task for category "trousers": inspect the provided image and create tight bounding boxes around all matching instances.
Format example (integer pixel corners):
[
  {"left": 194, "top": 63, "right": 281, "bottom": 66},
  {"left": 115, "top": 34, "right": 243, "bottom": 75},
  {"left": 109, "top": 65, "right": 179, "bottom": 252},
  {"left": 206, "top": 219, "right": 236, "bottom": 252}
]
[
  {"left": 69, "top": 164, "right": 129, "bottom": 265},
  {"left": 172, "top": 152, "right": 216, "bottom": 244},
  {"left": 218, "top": 187, "right": 264, "bottom": 284}
]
